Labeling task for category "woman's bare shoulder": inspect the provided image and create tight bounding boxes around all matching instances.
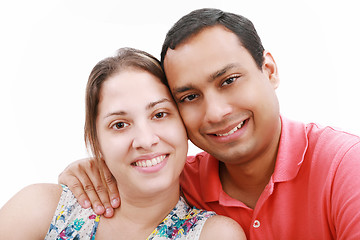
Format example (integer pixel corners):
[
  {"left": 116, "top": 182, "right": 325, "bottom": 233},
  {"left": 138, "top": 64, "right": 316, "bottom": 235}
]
[
  {"left": 0, "top": 183, "right": 63, "bottom": 239},
  {"left": 199, "top": 214, "right": 247, "bottom": 240}
]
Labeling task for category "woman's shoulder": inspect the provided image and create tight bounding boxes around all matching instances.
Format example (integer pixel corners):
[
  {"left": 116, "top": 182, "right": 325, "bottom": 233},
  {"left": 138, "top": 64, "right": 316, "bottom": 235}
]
[
  {"left": 45, "top": 185, "right": 100, "bottom": 239},
  {"left": 0, "top": 183, "right": 63, "bottom": 239},
  {"left": 1, "top": 183, "right": 62, "bottom": 220},
  {"left": 199, "top": 214, "right": 247, "bottom": 240},
  {"left": 174, "top": 196, "right": 216, "bottom": 222},
  {"left": 22, "top": 183, "right": 63, "bottom": 201},
  {"left": 158, "top": 197, "right": 246, "bottom": 239}
]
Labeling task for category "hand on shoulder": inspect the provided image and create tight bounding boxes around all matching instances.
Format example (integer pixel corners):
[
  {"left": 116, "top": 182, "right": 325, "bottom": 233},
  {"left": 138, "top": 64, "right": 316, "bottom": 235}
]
[
  {"left": 58, "top": 158, "right": 120, "bottom": 217},
  {"left": 0, "top": 183, "right": 62, "bottom": 240},
  {"left": 200, "top": 214, "right": 247, "bottom": 240}
]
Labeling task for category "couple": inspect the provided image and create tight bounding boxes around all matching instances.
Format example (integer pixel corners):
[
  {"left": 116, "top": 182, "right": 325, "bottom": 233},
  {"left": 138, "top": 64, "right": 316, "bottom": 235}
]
[
  {"left": 0, "top": 10, "right": 245, "bottom": 239},
  {"left": 2, "top": 8, "right": 360, "bottom": 239}
]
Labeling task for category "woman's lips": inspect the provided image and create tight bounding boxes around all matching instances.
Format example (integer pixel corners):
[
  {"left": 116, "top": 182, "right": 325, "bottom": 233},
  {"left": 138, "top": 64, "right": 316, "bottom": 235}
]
[{"left": 132, "top": 154, "right": 167, "bottom": 167}]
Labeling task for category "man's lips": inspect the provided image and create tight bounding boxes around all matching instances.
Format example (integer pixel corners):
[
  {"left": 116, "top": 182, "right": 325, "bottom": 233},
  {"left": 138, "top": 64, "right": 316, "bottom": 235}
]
[
  {"left": 215, "top": 121, "right": 245, "bottom": 136},
  {"left": 209, "top": 119, "right": 247, "bottom": 137}
]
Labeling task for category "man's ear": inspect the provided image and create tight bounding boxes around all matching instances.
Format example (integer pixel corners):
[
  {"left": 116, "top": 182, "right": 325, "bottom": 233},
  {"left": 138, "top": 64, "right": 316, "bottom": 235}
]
[{"left": 262, "top": 51, "right": 280, "bottom": 89}]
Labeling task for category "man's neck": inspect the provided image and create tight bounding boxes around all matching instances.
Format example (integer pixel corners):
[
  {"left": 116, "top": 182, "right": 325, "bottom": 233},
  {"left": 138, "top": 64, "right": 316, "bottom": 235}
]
[
  {"left": 219, "top": 154, "right": 276, "bottom": 209},
  {"left": 219, "top": 122, "right": 281, "bottom": 209}
]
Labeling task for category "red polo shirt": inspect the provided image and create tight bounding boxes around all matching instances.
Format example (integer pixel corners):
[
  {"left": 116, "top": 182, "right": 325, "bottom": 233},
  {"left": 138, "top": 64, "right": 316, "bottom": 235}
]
[{"left": 180, "top": 117, "right": 360, "bottom": 239}]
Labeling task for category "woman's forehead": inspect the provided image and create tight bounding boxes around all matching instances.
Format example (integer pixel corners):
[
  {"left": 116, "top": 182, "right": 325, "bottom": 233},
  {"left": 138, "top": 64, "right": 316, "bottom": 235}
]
[{"left": 98, "top": 70, "right": 173, "bottom": 112}]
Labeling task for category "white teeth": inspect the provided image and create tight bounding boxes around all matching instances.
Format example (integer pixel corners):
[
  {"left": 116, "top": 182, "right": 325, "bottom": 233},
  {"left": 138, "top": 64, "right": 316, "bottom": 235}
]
[
  {"left": 134, "top": 155, "right": 166, "bottom": 167},
  {"left": 216, "top": 121, "right": 244, "bottom": 137},
  {"left": 146, "top": 160, "right": 152, "bottom": 167}
]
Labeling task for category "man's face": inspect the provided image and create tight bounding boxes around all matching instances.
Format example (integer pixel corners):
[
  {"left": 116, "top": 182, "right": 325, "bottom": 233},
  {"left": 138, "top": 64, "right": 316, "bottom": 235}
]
[{"left": 163, "top": 25, "right": 281, "bottom": 164}]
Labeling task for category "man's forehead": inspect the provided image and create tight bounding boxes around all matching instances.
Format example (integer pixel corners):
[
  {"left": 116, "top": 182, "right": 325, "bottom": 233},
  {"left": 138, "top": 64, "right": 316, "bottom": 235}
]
[
  {"left": 164, "top": 25, "right": 243, "bottom": 61},
  {"left": 163, "top": 26, "right": 249, "bottom": 89}
]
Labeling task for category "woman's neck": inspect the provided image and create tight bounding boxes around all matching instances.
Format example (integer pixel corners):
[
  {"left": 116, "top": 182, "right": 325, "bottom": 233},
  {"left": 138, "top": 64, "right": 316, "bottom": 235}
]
[
  {"left": 119, "top": 185, "right": 180, "bottom": 225},
  {"left": 95, "top": 183, "right": 180, "bottom": 239}
]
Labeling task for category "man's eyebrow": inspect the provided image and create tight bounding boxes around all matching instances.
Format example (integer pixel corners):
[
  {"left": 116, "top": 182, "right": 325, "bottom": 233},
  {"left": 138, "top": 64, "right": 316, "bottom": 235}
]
[
  {"left": 172, "top": 85, "right": 195, "bottom": 94},
  {"left": 209, "top": 63, "right": 239, "bottom": 82},
  {"left": 172, "top": 63, "right": 240, "bottom": 94}
]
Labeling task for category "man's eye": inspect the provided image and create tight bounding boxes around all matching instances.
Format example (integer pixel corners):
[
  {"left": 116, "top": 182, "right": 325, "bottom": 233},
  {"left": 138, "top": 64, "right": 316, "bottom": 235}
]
[
  {"left": 221, "top": 76, "right": 238, "bottom": 86},
  {"left": 153, "top": 112, "right": 168, "bottom": 119},
  {"left": 112, "top": 122, "right": 129, "bottom": 129},
  {"left": 180, "top": 94, "right": 198, "bottom": 102}
]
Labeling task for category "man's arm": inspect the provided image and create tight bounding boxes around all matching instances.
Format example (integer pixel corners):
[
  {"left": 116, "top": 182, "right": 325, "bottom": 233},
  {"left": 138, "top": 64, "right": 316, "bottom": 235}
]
[
  {"left": 332, "top": 141, "right": 360, "bottom": 239},
  {"left": 58, "top": 158, "right": 120, "bottom": 217}
]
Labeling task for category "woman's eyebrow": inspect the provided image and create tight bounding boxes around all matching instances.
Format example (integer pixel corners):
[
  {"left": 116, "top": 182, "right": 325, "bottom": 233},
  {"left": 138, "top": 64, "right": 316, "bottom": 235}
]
[
  {"left": 146, "top": 98, "right": 172, "bottom": 110},
  {"left": 104, "top": 110, "right": 127, "bottom": 119},
  {"left": 104, "top": 98, "right": 172, "bottom": 119}
]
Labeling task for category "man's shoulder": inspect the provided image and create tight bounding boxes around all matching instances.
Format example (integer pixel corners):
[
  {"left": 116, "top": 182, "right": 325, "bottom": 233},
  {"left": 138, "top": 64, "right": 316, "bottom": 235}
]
[
  {"left": 184, "top": 152, "right": 220, "bottom": 175},
  {"left": 181, "top": 152, "right": 221, "bottom": 207},
  {"left": 305, "top": 122, "right": 360, "bottom": 149},
  {"left": 282, "top": 116, "right": 360, "bottom": 150},
  {"left": 301, "top": 122, "right": 360, "bottom": 175},
  {"left": 186, "top": 151, "right": 211, "bottom": 163}
]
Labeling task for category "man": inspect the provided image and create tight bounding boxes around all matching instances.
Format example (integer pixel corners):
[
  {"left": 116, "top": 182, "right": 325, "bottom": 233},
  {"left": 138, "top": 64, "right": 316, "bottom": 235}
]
[{"left": 59, "top": 8, "right": 360, "bottom": 239}]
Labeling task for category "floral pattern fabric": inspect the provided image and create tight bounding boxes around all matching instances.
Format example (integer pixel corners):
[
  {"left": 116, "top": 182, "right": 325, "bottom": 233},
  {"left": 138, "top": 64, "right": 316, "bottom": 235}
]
[
  {"left": 45, "top": 185, "right": 215, "bottom": 239},
  {"left": 146, "top": 197, "right": 215, "bottom": 239},
  {"left": 45, "top": 185, "right": 99, "bottom": 240}
]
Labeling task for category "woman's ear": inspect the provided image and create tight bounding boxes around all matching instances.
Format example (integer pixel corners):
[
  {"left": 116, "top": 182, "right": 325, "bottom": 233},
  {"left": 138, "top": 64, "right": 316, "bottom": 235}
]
[{"left": 262, "top": 51, "right": 280, "bottom": 89}]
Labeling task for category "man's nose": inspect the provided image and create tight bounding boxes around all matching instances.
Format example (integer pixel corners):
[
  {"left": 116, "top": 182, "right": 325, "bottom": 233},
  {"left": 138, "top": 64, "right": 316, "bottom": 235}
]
[{"left": 203, "top": 92, "right": 232, "bottom": 124}]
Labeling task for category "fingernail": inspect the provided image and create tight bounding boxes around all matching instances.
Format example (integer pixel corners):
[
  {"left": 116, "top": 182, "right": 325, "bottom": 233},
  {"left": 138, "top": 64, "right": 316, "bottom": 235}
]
[
  {"left": 111, "top": 198, "right": 119, "bottom": 207},
  {"left": 96, "top": 205, "right": 105, "bottom": 213},
  {"left": 106, "top": 208, "right": 113, "bottom": 215},
  {"left": 84, "top": 200, "right": 91, "bottom": 208}
]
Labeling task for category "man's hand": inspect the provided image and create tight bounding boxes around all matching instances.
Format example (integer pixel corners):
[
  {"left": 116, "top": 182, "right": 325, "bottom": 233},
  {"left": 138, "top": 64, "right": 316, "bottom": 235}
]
[{"left": 58, "top": 158, "right": 120, "bottom": 218}]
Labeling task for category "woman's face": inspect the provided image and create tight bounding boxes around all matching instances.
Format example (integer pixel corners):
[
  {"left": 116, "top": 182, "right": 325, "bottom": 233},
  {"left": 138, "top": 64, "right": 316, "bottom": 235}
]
[{"left": 96, "top": 69, "right": 188, "bottom": 198}]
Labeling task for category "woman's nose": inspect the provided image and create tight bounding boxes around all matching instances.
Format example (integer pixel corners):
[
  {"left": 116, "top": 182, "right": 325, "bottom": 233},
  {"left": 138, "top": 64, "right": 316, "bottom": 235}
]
[{"left": 131, "top": 123, "right": 160, "bottom": 150}]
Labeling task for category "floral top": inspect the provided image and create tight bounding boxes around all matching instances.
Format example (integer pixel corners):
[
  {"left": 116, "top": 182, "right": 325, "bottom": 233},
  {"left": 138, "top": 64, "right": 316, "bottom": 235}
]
[
  {"left": 45, "top": 185, "right": 99, "bottom": 239},
  {"left": 146, "top": 195, "right": 215, "bottom": 239},
  {"left": 45, "top": 185, "right": 215, "bottom": 239}
]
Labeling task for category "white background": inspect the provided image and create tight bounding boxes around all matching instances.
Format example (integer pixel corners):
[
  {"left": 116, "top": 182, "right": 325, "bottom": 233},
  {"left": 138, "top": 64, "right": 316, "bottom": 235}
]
[{"left": 1, "top": 0, "right": 359, "bottom": 207}]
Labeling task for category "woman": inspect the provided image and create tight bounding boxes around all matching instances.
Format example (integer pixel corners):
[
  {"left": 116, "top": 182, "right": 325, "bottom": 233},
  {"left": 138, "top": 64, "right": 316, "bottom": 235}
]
[{"left": 0, "top": 48, "right": 245, "bottom": 239}]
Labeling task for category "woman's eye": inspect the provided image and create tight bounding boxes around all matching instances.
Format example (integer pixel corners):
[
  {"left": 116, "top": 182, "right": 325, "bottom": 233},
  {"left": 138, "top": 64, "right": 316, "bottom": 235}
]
[
  {"left": 153, "top": 112, "right": 168, "bottom": 119},
  {"left": 180, "top": 94, "right": 198, "bottom": 102},
  {"left": 112, "top": 122, "right": 129, "bottom": 130}
]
